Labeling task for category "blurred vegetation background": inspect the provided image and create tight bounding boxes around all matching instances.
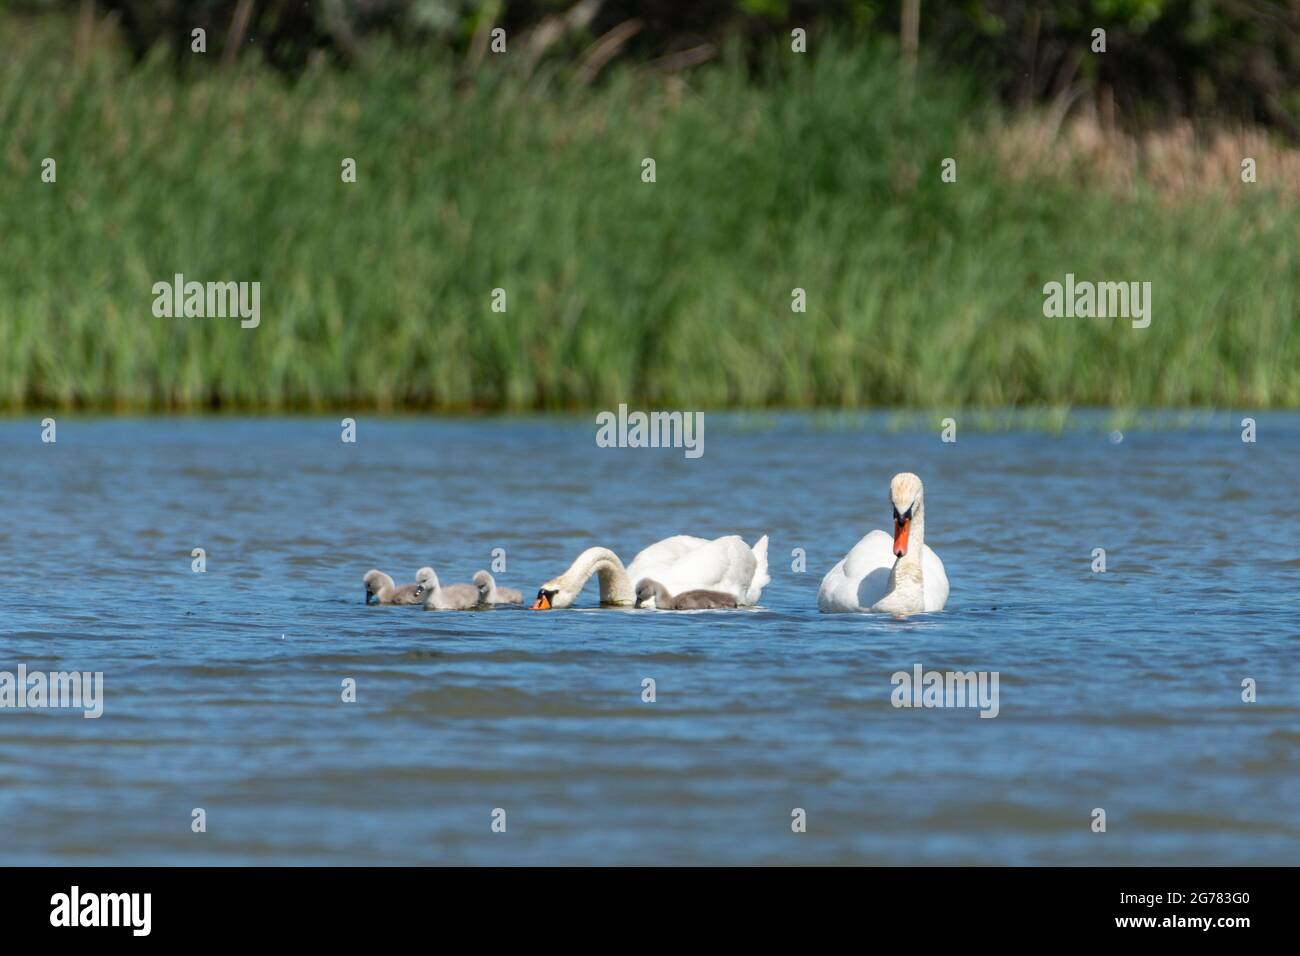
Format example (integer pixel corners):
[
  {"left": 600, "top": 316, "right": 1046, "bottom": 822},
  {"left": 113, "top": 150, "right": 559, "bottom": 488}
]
[{"left": 1, "top": 1, "right": 1297, "bottom": 411}]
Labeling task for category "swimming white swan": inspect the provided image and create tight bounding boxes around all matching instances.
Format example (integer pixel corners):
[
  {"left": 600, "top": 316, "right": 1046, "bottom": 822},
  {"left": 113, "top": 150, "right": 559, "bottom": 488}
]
[
  {"left": 627, "top": 534, "right": 769, "bottom": 607},
  {"left": 817, "top": 472, "right": 948, "bottom": 615},
  {"left": 531, "top": 535, "right": 770, "bottom": 609}
]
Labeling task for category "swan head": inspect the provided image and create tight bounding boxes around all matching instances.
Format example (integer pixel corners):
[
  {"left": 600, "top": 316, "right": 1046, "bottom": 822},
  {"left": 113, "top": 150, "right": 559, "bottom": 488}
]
[
  {"left": 473, "top": 570, "right": 493, "bottom": 600},
  {"left": 889, "top": 472, "right": 924, "bottom": 559},
  {"left": 363, "top": 569, "right": 391, "bottom": 605},
  {"left": 413, "top": 566, "right": 438, "bottom": 601},
  {"left": 530, "top": 578, "right": 571, "bottom": 610},
  {"left": 531, "top": 547, "right": 631, "bottom": 609}
]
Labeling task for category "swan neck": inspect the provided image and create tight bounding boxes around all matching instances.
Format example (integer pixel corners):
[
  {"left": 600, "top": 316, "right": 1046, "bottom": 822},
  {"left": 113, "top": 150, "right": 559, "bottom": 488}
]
[
  {"left": 565, "top": 548, "right": 634, "bottom": 606},
  {"left": 884, "top": 498, "right": 925, "bottom": 606},
  {"left": 901, "top": 501, "right": 925, "bottom": 568}
]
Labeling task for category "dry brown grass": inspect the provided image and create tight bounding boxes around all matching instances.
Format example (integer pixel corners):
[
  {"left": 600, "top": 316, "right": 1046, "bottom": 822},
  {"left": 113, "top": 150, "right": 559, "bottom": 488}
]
[{"left": 985, "top": 109, "right": 1300, "bottom": 204}]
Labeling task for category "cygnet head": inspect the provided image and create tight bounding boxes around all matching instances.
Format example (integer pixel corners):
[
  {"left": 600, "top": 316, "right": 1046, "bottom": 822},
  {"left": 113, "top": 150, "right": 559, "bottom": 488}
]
[
  {"left": 414, "top": 566, "right": 438, "bottom": 600},
  {"left": 363, "top": 569, "right": 390, "bottom": 605},
  {"left": 634, "top": 579, "right": 662, "bottom": 608}
]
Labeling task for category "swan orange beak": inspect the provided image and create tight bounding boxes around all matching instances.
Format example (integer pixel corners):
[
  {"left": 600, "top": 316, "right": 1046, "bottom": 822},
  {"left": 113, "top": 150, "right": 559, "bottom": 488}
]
[
  {"left": 531, "top": 591, "right": 552, "bottom": 610},
  {"left": 893, "top": 515, "right": 910, "bottom": 558}
]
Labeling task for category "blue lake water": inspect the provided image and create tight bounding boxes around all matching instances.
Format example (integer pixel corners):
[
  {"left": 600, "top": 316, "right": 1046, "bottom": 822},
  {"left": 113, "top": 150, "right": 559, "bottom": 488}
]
[{"left": 0, "top": 413, "right": 1296, "bottom": 865}]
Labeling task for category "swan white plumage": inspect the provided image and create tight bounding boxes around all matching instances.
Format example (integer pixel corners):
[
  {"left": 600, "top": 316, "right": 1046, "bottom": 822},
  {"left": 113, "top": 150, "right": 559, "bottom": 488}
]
[
  {"left": 531, "top": 534, "right": 770, "bottom": 609},
  {"left": 627, "top": 534, "right": 769, "bottom": 607},
  {"left": 817, "top": 473, "right": 948, "bottom": 615}
]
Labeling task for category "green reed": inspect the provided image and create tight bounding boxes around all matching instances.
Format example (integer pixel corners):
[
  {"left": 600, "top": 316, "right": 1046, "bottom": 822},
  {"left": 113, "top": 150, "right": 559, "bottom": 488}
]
[{"left": 1, "top": 18, "right": 1295, "bottom": 412}]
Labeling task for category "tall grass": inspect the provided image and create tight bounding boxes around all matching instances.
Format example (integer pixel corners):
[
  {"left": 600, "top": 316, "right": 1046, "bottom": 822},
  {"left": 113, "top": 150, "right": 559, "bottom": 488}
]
[{"left": 1, "top": 16, "right": 1296, "bottom": 412}]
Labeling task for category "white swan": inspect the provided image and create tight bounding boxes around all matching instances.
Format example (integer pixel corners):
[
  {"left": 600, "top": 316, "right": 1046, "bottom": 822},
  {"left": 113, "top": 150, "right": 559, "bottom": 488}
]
[
  {"left": 531, "top": 535, "right": 770, "bottom": 609},
  {"left": 627, "top": 534, "right": 769, "bottom": 607},
  {"left": 817, "top": 472, "right": 948, "bottom": 615}
]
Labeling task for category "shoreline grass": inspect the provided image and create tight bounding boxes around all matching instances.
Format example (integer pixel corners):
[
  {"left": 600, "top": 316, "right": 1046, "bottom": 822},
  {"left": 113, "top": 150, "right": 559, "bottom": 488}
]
[{"left": 2, "top": 16, "right": 1297, "bottom": 413}]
